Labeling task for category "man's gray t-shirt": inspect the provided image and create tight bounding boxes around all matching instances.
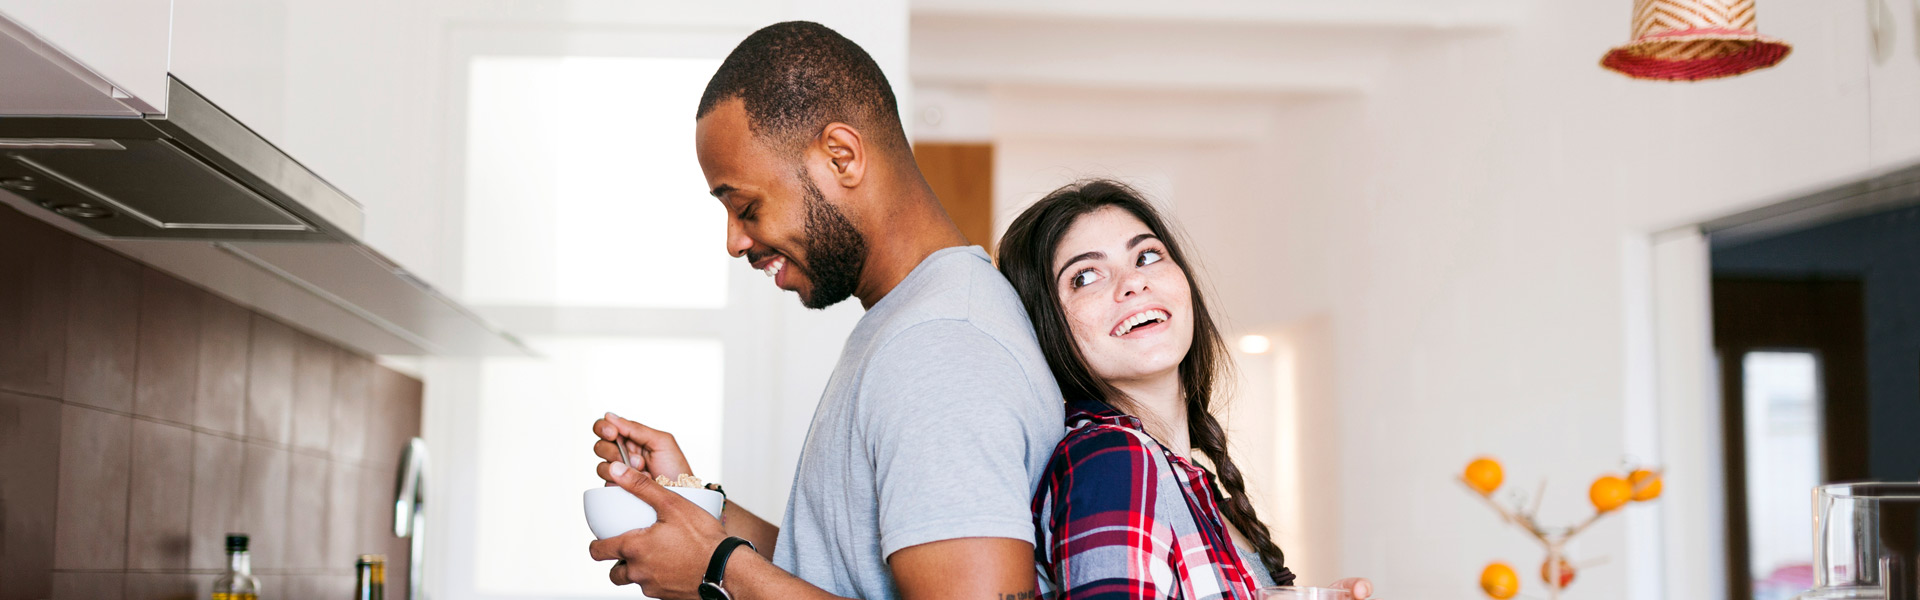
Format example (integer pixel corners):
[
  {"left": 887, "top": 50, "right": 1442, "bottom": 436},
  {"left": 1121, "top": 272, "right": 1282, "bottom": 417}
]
[{"left": 772, "top": 246, "right": 1065, "bottom": 599}]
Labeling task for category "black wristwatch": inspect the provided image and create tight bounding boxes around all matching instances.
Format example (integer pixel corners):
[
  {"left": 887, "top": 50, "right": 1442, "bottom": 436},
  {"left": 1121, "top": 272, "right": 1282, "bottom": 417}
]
[{"left": 698, "top": 536, "right": 755, "bottom": 600}]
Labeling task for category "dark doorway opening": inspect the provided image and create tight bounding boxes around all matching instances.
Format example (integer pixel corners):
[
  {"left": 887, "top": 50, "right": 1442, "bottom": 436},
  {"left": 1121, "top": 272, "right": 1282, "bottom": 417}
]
[{"left": 1709, "top": 202, "right": 1920, "bottom": 600}]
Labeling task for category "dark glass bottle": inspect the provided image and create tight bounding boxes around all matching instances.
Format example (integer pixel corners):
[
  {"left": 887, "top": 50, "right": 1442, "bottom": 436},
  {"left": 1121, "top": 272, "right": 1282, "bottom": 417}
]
[{"left": 354, "top": 554, "right": 386, "bottom": 600}]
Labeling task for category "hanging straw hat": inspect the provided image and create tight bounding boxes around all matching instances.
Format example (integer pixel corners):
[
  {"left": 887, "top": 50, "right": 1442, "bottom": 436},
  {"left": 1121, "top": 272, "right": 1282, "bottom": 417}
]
[{"left": 1600, "top": 0, "right": 1792, "bottom": 81}]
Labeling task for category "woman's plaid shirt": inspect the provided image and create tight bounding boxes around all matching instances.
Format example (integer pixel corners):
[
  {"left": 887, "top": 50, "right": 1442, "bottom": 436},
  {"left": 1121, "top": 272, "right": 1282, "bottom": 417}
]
[{"left": 1032, "top": 399, "right": 1295, "bottom": 599}]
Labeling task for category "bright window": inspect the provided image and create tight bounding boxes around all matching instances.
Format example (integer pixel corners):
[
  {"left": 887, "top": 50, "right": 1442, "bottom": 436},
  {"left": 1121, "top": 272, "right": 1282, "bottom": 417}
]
[
  {"left": 463, "top": 56, "right": 728, "bottom": 309},
  {"left": 1743, "top": 350, "right": 1822, "bottom": 600},
  {"left": 443, "top": 40, "right": 857, "bottom": 600},
  {"left": 473, "top": 336, "right": 724, "bottom": 597}
]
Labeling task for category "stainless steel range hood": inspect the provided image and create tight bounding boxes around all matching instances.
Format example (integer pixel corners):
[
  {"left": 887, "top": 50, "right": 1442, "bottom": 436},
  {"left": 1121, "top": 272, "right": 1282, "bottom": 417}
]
[
  {"left": 0, "top": 77, "right": 360, "bottom": 241},
  {"left": 0, "top": 15, "right": 529, "bottom": 357}
]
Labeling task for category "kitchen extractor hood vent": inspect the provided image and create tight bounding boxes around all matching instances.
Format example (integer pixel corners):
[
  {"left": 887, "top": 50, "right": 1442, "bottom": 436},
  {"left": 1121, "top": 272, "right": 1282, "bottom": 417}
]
[
  {"left": 0, "top": 77, "right": 357, "bottom": 241},
  {"left": 4, "top": 138, "right": 315, "bottom": 235}
]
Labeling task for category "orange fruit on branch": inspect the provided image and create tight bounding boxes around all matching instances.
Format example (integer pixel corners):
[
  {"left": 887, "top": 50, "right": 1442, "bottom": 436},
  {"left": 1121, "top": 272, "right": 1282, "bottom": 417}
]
[
  {"left": 1628, "top": 468, "right": 1663, "bottom": 501},
  {"left": 1539, "top": 557, "right": 1576, "bottom": 589},
  {"left": 1480, "top": 562, "right": 1520, "bottom": 599},
  {"left": 1464, "top": 457, "right": 1504, "bottom": 496},
  {"left": 1590, "top": 474, "right": 1632, "bottom": 513}
]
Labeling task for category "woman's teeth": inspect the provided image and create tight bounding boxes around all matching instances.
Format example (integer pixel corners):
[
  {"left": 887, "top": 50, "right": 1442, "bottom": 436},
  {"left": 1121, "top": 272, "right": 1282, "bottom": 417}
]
[
  {"left": 762, "top": 257, "right": 785, "bottom": 278},
  {"left": 1112, "top": 309, "right": 1170, "bottom": 337}
]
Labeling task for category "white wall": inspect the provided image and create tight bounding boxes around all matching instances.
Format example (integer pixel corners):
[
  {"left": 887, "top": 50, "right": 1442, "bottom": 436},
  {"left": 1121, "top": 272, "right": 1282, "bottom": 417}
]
[
  {"left": 938, "top": 0, "right": 1920, "bottom": 597},
  {"left": 1329, "top": 3, "right": 1899, "bottom": 597}
]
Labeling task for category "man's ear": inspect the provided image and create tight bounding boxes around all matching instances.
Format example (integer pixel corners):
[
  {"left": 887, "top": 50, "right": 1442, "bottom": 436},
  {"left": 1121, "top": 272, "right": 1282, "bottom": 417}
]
[{"left": 817, "top": 122, "right": 867, "bottom": 189}]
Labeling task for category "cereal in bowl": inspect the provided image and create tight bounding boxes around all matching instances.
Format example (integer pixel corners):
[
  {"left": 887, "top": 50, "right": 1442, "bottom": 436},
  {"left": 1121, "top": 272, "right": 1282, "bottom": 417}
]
[{"left": 655, "top": 474, "right": 704, "bottom": 488}]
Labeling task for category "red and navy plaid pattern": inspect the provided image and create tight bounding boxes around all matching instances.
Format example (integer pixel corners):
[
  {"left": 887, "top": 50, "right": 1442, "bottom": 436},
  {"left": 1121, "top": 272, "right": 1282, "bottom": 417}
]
[{"left": 1032, "top": 399, "right": 1294, "bottom": 599}]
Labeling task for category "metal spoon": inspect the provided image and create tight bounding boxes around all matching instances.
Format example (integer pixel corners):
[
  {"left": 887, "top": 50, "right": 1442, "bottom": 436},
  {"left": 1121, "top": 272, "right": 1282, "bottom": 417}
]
[{"left": 615, "top": 435, "right": 633, "bottom": 470}]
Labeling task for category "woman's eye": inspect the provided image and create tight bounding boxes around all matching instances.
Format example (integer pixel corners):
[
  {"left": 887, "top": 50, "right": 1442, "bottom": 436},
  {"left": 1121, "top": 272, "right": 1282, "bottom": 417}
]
[
  {"left": 1070, "top": 269, "right": 1101, "bottom": 289},
  {"left": 1138, "top": 249, "right": 1163, "bottom": 266}
]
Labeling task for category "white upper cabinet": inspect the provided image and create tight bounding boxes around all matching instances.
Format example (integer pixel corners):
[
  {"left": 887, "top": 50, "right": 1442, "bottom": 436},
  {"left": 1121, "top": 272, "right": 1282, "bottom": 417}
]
[
  {"left": 0, "top": 0, "right": 170, "bottom": 112},
  {"left": 168, "top": 0, "right": 448, "bottom": 282},
  {"left": 166, "top": 0, "right": 295, "bottom": 145},
  {"left": 1867, "top": 0, "right": 1920, "bottom": 167}
]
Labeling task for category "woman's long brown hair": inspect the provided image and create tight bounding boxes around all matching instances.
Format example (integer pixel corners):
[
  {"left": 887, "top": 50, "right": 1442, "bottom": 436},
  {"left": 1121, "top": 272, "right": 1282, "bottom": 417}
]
[{"left": 996, "top": 179, "right": 1291, "bottom": 582}]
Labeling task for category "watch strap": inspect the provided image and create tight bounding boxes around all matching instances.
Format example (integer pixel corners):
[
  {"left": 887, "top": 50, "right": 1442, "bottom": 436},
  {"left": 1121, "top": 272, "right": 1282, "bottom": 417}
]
[{"left": 701, "top": 536, "right": 755, "bottom": 597}]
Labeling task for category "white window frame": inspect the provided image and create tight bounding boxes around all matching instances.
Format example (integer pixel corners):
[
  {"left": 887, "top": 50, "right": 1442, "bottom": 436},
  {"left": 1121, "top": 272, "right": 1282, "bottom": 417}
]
[{"left": 421, "top": 25, "right": 863, "bottom": 600}]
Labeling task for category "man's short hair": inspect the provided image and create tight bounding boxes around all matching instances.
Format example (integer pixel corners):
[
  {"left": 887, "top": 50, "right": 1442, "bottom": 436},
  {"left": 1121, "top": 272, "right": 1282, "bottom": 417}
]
[{"left": 697, "top": 21, "right": 907, "bottom": 157}]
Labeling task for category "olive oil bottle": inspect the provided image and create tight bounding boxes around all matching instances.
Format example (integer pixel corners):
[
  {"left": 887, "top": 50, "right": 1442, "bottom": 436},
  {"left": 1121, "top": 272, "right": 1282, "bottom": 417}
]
[
  {"left": 211, "top": 534, "right": 261, "bottom": 600},
  {"left": 354, "top": 555, "right": 386, "bottom": 600}
]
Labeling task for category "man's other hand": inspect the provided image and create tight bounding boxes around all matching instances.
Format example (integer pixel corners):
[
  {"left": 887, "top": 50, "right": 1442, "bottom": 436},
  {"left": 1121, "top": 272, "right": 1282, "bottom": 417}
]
[{"left": 587, "top": 460, "right": 730, "bottom": 600}]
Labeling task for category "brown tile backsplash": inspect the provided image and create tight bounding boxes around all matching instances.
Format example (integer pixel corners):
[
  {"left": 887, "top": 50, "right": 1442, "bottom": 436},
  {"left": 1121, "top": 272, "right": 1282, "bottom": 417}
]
[
  {"left": 187, "top": 431, "right": 244, "bottom": 571},
  {"left": 321, "top": 573, "right": 358, "bottom": 599},
  {"left": 186, "top": 574, "right": 217, "bottom": 600},
  {"left": 52, "top": 571, "right": 125, "bottom": 600},
  {"left": 193, "top": 294, "right": 251, "bottom": 436},
  {"left": 291, "top": 333, "right": 336, "bottom": 453},
  {"left": 330, "top": 351, "right": 372, "bottom": 463},
  {"left": 124, "top": 572, "right": 198, "bottom": 600},
  {"left": 255, "top": 575, "right": 288, "bottom": 598},
  {"left": 361, "top": 465, "right": 393, "bottom": 569},
  {"left": 0, "top": 211, "right": 69, "bottom": 398},
  {"left": 367, "top": 367, "right": 423, "bottom": 472},
  {"left": 245, "top": 316, "right": 297, "bottom": 445},
  {"left": 0, "top": 391, "right": 61, "bottom": 600},
  {"left": 52, "top": 404, "right": 133, "bottom": 570},
  {"left": 324, "top": 457, "right": 362, "bottom": 569},
  {"left": 0, "top": 206, "right": 423, "bottom": 599},
  {"left": 286, "top": 452, "right": 331, "bottom": 569},
  {"left": 285, "top": 572, "right": 350, "bottom": 600},
  {"left": 237, "top": 440, "right": 290, "bottom": 569},
  {"left": 63, "top": 242, "right": 142, "bottom": 412},
  {"left": 134, "top": 269, "right": 203, "bottom": 425},
  {"left": 127, "top": 420, "right": 194, "bottom": 570}
]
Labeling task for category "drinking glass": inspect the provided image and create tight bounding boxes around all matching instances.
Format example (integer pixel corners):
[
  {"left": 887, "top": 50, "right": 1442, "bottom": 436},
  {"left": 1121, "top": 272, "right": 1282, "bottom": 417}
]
[
  {"left": 1807, "top": 482, "right": 1920, "bottom": 599},
  {"left": 1259, "top": 586, "right": 1353, "bottom": 600}
]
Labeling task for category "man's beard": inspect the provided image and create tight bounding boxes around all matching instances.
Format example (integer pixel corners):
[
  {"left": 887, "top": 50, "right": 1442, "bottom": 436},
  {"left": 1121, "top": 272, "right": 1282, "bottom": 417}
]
[{"left": 796, "top": 174, "right": 867, "bottom": 309}]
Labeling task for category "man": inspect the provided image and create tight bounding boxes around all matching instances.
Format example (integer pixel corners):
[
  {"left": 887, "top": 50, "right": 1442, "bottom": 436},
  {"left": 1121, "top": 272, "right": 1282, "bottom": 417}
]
[{"left": 587, "top": 21, "right": 1066, "bottom": 600}]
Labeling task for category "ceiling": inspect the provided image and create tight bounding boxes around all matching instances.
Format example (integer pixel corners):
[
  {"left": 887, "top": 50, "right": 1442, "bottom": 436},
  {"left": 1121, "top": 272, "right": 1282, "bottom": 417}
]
[{"left": 909, "top": 0, "right": 1522, "bottom": 97}]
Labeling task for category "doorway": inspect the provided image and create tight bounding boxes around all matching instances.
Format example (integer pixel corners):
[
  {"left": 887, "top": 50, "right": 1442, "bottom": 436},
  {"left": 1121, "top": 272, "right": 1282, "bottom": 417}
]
[
  {"left": 1710, "top": 277, "right": 1868, "bottom": 600},
  {"left": 913, "top": 142, "right": 995, "bottom": 252},
  {"left": 1707, "top": 195, "right": 1920, "bottom": 600}
]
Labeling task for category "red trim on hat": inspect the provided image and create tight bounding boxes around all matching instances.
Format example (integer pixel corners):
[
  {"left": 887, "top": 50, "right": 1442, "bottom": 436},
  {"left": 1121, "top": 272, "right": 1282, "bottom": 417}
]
[{"left": 1600, "top": 32, "right": 1792, "bottom": 81}]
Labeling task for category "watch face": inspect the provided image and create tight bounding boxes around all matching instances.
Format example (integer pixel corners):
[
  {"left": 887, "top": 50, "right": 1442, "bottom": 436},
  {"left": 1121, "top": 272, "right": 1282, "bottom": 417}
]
[{"left": 699, "top": 581, "right": 730, "bottom": 600}]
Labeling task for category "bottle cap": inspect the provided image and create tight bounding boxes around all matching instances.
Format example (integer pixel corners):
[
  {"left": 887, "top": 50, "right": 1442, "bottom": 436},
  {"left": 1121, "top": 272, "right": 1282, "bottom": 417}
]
[{"left": 225, "top": 534, "right": 249, "bottom": 552}]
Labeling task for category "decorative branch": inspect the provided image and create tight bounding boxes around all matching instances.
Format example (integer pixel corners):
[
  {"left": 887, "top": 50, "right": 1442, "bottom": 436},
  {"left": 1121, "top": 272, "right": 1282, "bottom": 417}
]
[{"left": 1461, "top": 457, "right": 1664, "bottom": 600}]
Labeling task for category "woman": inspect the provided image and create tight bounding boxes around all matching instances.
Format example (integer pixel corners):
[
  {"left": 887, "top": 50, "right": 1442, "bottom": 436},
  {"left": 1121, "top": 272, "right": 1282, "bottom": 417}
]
[{"left": 998, "top": 180, "right": 1370, "bottom": 599}]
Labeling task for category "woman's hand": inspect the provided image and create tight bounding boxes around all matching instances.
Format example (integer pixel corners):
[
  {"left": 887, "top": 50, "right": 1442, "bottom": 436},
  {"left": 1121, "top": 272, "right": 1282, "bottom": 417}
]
[{"left": 1327, "top": 577, "right": 1374, "bottom": 599}]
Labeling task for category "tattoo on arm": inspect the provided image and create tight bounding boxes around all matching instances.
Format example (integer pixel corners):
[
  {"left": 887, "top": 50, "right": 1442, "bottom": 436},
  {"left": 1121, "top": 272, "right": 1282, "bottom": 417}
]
[{"left": 997, "top": 592, "right": 1034, "bottom": 600}]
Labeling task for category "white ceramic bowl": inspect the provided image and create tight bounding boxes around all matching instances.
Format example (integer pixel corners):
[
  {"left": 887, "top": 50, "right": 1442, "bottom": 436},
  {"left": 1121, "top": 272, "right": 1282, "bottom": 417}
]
[{"left": 582, "top": 485, "right": 725, "bottom": 540}]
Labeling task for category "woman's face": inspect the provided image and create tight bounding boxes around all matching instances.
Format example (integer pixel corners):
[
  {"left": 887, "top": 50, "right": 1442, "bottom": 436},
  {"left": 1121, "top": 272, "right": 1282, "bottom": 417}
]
[{"left": 1050, "top": 206, "right": 1194, "bottom": 386}]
